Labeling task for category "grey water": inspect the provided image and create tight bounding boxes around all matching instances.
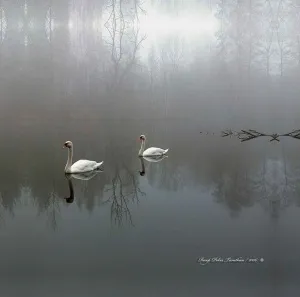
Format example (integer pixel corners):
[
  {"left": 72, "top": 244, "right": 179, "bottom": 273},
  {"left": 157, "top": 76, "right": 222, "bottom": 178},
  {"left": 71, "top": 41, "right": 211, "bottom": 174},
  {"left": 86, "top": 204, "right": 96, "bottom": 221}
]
[{"left": 0, "top": 0, "right": 300, "bottom": 296}]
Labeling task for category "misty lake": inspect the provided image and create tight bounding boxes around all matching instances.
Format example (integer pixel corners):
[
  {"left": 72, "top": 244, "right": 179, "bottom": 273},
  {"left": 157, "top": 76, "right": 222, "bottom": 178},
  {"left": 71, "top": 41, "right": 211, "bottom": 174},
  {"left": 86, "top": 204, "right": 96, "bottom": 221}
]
[{"left": 0, "top": 0, "right": 300, "bottom": 296}]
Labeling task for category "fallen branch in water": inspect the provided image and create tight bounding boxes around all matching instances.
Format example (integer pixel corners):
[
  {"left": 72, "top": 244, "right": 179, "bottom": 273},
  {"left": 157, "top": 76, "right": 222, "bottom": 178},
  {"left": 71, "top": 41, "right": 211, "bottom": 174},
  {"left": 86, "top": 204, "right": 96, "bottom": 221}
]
[
  {"left": 221, "top": 129, "right": 236, "bottom": 137},
  {"left": 220, "top": 129, "right": 300, "bottom": 142},
  {"left": 280, "top": 129, "right": 300, "bottom": 140},
  {"left": 238, "top": 130, "right": 280, "bottom": 142}
]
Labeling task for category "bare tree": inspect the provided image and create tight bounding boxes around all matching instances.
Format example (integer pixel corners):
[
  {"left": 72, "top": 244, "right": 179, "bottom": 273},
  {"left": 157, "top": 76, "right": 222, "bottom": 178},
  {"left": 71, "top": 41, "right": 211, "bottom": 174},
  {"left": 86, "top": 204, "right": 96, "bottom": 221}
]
[{"left": 103, "top": 0, "right": 146, "bottom": 89}]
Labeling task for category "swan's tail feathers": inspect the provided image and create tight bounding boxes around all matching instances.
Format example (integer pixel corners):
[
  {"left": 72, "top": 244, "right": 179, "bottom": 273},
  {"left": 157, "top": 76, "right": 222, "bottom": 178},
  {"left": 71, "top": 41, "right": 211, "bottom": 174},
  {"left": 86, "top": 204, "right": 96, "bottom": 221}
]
[
  {"left": 163, "top": 149, "right": 169, "bottom": 154},
  {"left": 95, "top": 161, "right": 104, "bottom": 170}
]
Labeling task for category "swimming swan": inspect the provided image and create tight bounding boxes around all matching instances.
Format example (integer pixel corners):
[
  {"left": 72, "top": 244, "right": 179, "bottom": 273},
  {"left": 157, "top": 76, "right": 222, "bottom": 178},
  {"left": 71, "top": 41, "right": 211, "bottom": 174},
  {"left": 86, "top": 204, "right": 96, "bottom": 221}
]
[
  {"left": 63, "top": 141, "right": 104, "bottom": 173},
  {"left": 138, "top": 135, "right": 169, "bottom": 157}
]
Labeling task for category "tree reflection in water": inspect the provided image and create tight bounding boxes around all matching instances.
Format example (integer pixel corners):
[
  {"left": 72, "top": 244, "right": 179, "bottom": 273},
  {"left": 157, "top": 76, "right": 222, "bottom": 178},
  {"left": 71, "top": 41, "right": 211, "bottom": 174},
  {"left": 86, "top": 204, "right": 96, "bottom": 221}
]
[
  {"left": 212, "top": 141, "right": 300, "bottom": 219},
  {"left": 102, "top": 164, "right": 145, "bottom": 227},
  {"left": 44, "top": 181, "right": 61, "bottom": 231}
]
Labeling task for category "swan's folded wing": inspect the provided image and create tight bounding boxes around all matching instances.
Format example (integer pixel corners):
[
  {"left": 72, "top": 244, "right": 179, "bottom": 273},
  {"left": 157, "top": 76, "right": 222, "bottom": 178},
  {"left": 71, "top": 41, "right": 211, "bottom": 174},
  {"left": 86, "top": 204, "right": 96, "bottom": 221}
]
[
  {"left": 143, "top": 147, "right": 167, "bottom": 156},
  {"left": 70, "top": 160, "right": 97, "bottom": 172}
]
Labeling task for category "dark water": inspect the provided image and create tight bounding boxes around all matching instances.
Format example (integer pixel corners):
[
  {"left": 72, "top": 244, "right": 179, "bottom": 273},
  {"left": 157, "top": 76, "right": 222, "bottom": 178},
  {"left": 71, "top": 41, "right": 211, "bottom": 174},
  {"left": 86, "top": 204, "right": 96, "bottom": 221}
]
[{"left": 0, "top": 0, "right": 300, "bottom": 296}]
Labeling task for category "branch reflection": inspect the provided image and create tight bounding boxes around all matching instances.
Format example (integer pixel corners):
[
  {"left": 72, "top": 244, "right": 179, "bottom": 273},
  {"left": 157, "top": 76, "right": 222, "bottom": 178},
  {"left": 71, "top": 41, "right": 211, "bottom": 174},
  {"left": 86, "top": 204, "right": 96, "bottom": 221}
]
[
  {"left": 44, "top": 181, "right": 61, "bottom": 231},
  {"left": 103, "top": 163, "right": 145, "bottom": 227}
]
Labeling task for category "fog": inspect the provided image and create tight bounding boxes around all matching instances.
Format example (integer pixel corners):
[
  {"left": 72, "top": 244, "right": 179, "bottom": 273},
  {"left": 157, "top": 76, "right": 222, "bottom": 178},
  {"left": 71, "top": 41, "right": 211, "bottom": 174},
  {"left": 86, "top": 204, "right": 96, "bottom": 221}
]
[{"left": 0, "top": 1, "right": 299, "bottom": 296}]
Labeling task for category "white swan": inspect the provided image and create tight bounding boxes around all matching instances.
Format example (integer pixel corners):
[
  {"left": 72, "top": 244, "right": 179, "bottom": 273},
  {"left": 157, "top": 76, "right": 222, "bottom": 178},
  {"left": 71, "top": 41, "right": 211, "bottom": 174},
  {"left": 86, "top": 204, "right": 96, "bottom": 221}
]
[
  {"left": 63, "top": 141, "right": 104, "bottom": 173},
  {"left": 138, "top": 135, "right": 169, "bottom": 157}
]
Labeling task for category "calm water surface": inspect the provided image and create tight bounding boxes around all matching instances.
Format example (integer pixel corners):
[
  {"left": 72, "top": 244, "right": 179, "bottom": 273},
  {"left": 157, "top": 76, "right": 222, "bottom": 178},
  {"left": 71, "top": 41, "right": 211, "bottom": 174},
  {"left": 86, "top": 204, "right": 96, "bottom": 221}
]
[{"left": 0, "top": 0, "right": 300, "bottom": 296}]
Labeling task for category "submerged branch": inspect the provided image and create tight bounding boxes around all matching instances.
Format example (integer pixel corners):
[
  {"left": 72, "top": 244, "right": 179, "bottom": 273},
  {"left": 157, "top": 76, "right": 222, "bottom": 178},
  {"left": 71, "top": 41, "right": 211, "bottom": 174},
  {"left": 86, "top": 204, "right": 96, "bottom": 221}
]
[{"left": 219, "top": 129, "right": 300, "bottom": 142}]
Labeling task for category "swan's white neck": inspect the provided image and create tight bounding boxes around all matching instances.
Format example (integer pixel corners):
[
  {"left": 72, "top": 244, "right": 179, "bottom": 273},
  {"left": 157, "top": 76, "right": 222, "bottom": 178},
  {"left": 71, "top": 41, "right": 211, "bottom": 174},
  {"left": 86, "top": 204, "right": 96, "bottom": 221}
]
[
  {"left": 65, "top": 147, "right": 73, "bottom": 172},
  {"left": 138, "top": 140, "right": 146, "bottom": 156}
]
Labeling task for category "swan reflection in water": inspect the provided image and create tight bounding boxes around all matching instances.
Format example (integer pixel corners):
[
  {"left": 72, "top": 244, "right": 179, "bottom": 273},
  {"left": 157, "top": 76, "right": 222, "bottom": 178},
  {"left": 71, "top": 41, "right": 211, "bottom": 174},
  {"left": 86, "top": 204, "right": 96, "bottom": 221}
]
[
  {"left": 139, "top": 155, "right": 168, "bottom": 176},
  {"left": 64, "top": 170, "right": 103, "bottom": 203}
]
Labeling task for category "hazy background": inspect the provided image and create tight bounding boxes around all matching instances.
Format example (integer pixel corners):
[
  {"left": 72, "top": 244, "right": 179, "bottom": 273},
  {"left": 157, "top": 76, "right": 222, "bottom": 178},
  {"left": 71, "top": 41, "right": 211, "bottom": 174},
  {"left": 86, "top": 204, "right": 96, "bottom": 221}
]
[{"left": 0, "top": 0, "right": 300, "bottom": 296}]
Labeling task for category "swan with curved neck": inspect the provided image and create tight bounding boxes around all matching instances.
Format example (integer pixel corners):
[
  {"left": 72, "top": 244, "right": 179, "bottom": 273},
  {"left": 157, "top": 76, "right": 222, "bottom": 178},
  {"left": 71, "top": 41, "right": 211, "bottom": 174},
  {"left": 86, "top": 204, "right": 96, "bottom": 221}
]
[
  {"left": 138, "top": 135, "right": 169, "bottom": 157},
  {"left": 63, "top": 141, "right": 103, "bottom": 173}
]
